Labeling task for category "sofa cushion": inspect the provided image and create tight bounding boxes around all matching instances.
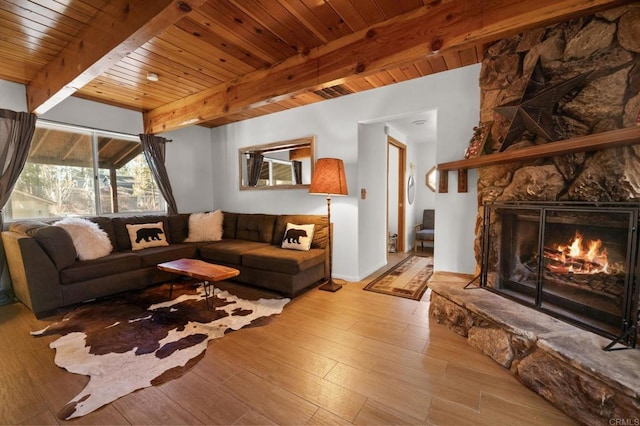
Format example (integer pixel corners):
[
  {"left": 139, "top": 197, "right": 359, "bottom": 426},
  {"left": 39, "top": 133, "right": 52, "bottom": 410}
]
[
  {"left": 168, "top": 213, "right": 190, "bottom": 243},
  {"left": 199, "top": 240, "right": 269, "bottom": 265},
  {"left": 222, "top": 211, "right": 238, "bottom": 239},
  {"left": 112, "top": 215, "right": 170, "bottom": 250},
  {"left": 60, "top": 253, "right": 142, "bottom": 285},
  {"left": 235, "top": 214, "right": 276, "bottom": 243},
  {"left": 32, "top": 226, "right": 77, "bottom": 270},
  {"left": 89, "top": 216, "right": 117, "bottom": 248},
  {"left": 272, "top": 215, "right": 328, "bottom": 249},
  {"left": 126, "top": 222, "right": 169, "bottom": 250},
  {"left": 242, "top": 245, "right": 325, "bottom": 275},
  {"left": 132, "top": 244, "right": 198, "bottom": 268},
  {"left": 9, "top": 220, "right": 50, "bottom": 236}
]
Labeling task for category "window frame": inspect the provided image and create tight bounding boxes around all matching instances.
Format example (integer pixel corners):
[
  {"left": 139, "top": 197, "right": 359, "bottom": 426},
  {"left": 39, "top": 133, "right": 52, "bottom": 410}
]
[{"left": 7, "top": 120, "right": 166, "bottom": 220}]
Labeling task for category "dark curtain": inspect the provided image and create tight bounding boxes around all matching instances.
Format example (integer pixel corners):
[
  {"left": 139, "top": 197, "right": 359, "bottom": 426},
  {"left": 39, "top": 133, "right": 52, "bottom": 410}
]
[
  {"left": 0, "top": 109, "right": 36, "bottom": 228},
  {"left": 0, "top": 109, "right": 37, "bottom": 304},
  {"left": 292, "top": 160, "right": 302, "bottom": 184},
  {"left": 248, "top": 153, "right": 264, "bottom": 187},
  {"left": 139, "top": 134, "right": 178, "bottom": 215}
]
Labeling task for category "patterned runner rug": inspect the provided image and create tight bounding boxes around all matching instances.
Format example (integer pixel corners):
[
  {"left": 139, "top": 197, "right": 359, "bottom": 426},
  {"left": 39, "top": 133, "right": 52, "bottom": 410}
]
[{"left": 364, "top": 255, "right": 433, "bottom": 300}]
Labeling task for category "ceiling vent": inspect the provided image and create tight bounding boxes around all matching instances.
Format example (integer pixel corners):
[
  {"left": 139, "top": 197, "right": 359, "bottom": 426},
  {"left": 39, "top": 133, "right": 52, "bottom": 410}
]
[{"left": 313, "top": 85, "right": 353, "bottom": 99}]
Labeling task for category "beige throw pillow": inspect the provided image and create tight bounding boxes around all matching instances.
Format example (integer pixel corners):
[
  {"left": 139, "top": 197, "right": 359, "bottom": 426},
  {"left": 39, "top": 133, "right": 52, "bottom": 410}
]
[
  {"left": 185, "top": 210, "right": 223, "bottom": 242},
  {"left": 126, "top": 222, "right": 169, "bottom": 250},
  {"left": 281, "top": 223, "right": 315, "bottom": 251}
]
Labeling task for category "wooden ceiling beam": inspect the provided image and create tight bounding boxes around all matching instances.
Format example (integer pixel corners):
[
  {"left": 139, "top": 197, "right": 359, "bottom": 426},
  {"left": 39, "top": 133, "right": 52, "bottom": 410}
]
[
  {"left": 143, "top": 0, "right": 626, "bottom": 134},
  {"left": 27, "top": 0, "right": 208, "bottom": 115}
]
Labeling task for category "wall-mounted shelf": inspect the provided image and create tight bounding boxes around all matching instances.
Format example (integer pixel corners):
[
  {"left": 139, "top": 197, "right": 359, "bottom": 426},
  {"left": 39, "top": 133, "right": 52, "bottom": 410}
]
[{"left": 436, "top": 127, "right": 640, "bottom": 193}]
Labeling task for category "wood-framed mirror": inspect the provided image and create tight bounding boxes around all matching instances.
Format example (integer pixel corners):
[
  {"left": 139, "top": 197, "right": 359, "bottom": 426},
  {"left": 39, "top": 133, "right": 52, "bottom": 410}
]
[{"left": 239, "top": 136, "right": 315, "bottom": 190}]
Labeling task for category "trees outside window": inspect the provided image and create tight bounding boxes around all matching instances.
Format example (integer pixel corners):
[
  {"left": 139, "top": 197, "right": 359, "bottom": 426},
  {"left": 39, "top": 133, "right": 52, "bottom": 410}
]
[{"left": 6, "top": 122, "right": 164, "bottom": 220}]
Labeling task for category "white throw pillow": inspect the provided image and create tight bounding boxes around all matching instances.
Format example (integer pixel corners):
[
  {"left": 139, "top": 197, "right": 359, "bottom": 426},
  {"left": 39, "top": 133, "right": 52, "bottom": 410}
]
[
  {"left": 53, "top": 217, "right": 113, "bottom": 261},
  {"left": 281, "top": 223, "right": 315, "bottom": 251},
  {"left": 185, "top": 210, "right": 223, "bottom": 242},
  {"left": 126, "top": 222, "right": 169, "bottom": 250}
]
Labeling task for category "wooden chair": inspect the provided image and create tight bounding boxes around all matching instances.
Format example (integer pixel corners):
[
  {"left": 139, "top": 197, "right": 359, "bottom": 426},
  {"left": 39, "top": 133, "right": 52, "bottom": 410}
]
[{"left": 414, "top": 209, "right": 435, "bottom": 252}]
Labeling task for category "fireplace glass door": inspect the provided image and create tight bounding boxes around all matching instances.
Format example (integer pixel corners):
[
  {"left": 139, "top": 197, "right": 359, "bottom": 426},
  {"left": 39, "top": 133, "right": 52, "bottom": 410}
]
[{"left": 481, "top": 203, "right": 639, "bottom": 346}]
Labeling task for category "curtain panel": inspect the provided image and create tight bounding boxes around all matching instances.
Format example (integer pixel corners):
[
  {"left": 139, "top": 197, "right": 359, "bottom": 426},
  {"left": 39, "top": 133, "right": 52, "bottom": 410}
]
[
  {"left": 139, "top": 134, "right": 178, "bottom": 215},
  {"left": 0, "top": 109, "right": 37, "bottom": 304}
]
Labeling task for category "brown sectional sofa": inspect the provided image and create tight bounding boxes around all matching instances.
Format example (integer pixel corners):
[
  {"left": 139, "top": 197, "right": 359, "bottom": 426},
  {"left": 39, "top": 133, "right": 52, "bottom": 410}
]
[{"left": 2, "top": 212, "right": 329, "bottom": 318}]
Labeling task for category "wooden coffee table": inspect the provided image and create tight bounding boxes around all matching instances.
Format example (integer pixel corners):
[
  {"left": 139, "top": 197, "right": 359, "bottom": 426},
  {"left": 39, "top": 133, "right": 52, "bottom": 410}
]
[{"left": 157, "top": 258, "right": 240, "bottom": 309}]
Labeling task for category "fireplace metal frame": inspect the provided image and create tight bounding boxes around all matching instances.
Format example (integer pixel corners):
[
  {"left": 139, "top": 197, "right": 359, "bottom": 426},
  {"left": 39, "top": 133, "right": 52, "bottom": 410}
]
[{"left": 479, "top": 201, "right": 640, "bottom": 350}]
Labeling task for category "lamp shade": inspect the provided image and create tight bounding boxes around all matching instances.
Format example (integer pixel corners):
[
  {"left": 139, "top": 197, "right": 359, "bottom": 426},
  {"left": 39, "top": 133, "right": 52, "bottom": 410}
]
[{"left": 309, "top": 158, "right": 348, "bottom": 196}]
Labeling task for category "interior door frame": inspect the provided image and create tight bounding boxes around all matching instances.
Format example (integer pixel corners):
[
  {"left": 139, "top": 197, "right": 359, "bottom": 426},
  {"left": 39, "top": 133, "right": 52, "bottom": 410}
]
[{"left": 387, "top": 136, "right": 406, "bottom": 253}]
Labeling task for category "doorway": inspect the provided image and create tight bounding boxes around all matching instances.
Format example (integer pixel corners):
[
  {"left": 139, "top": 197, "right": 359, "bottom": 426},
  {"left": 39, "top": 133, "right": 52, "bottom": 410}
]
[{"left": 387, "top": 136, "right": 406, "bottom": 254}]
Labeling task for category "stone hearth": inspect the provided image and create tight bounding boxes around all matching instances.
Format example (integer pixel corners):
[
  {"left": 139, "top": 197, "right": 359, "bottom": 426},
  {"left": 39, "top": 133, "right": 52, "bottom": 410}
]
[{"left": 428, "top": 272, "right": 640, "bottom": 425}]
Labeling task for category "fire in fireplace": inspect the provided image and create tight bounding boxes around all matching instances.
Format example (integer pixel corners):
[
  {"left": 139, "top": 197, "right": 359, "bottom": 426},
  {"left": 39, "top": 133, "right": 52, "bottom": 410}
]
[{"left": 479, "top": 202, "right": 639, "bottom": 349}]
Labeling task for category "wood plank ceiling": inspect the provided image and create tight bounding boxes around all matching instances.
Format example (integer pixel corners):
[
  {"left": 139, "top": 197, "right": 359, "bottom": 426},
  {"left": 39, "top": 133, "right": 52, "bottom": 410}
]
[{"left": 0, "top": 0, "right": 630, "bottom": 134}]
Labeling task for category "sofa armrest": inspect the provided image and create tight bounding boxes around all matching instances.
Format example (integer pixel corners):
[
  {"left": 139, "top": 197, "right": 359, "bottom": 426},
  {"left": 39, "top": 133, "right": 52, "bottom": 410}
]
[{"left": 2, "top": 231, "right": 63, "bottom": 317}]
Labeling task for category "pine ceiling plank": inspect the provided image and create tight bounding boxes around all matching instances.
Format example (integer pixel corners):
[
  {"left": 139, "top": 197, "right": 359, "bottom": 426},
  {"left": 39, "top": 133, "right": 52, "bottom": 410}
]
[
  {"left": 159, "top": 26, "right": 256, "bottom": 76},
  {"left": 277, "top": 0, "right": 333, "bottom": 43},
  {"left": 184, "top": 9, "right": 276, "bottom": 65},
  {"left": 442, "top": 50, "right": 462, "bottom": 69},
  {"left": 325, "top": 0, "right": 369, "bottom": 31},
  {"left": 27, "top": 0, "right": 208, "bottom": 115},
  {"left": 298, "top": 0, "right": 354, "bottom": 39},
  {"left": 0, "top": 21, "right": 64, "bottom": 55},
  {"left": 102, "top": 66, "right": 194, "bottom": 99},
  {"left": 127, "top": 49, "right": 223, "bottom": 89},
  {"left": 174, "top": 15, "right": 270, "bottom": 69},
  {"left": 399, "top": 63, "right": 421, "bottom": 80},
  {"left": 0, "top": 59, "right": 40, "bottom": 84},
  {"left": 397, "top": 0, "right": 426, "bottom": 13},
  {"left": 413, "top": 57, "right": 435, "bottom": 76},
  {"left": 428, "top": 55, "right": 448, "bottom": 73},
  {"left": 200, "top": 1, "right": 296, "bottom": 61},
  {"left": 1, "top": 0, "right": 87, "bottom": 36},
  {"left": 387, "top": 68, "right": 408, "bottom": 83},
  {"left": 350, "top": 0, "right": 386, "bottom": 25},
  {"left": 374, "top": 0, "right": 405, "bottom": 18},
  {"left": 27, "top": 0, "right": 98, "bottom": 24},
  {"left": 0, "top": 7, "right": 75, "bottom": 42},
  {"left": 229, "top": 0, "right": 324, "bottom": 52},
  {"left": 458, "top": 46, "right": 479, "bottom": 66},
  {"left": 144, "top": 0, "right": 626, "bottom": 133},
  {"left": 119, "top": 55, "right": 210, "bottom": 93},
  {"left": 144, "top": 37, "right": 238, "bottom": 82}
]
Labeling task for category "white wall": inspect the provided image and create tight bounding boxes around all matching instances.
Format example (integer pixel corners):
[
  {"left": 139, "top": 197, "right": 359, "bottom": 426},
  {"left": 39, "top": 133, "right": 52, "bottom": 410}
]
[
  {"left": 0, "top": 80, "right": 28, "bottom": 111},
  {"left": 357, "top": 122, "right": 388, "bottom": 279},
  {"left": 159, "top": 125, "right": 215, "bottom": 213},
  {"left": 211, "top": 64, "right": 481, "bottom": 280}
]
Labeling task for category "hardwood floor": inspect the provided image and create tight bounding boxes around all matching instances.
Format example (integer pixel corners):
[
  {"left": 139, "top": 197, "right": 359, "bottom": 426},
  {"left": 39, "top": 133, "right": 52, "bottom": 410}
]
[{"left": 0, "top": 253, "right": 573, "bottom": 425}]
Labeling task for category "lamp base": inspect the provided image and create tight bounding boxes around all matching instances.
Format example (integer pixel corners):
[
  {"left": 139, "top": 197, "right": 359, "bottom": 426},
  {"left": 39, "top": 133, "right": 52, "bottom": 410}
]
[{"left": 318, "top": 279, "right": 342, "bottom": 292}]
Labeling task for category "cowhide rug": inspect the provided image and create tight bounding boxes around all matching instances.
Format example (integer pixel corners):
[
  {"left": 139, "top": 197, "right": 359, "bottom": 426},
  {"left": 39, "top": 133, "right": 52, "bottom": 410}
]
[{"left": 31, "top": 282, "right": 289, "bottom": 420}]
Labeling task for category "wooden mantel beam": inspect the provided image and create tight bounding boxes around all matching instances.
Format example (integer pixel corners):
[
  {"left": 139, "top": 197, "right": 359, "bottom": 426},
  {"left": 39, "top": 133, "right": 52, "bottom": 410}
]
[
  {"left": 27, "top": 0, "right": 208, "bottom": 115},
  {"left": 143, "top": 0, "right": 626, "bottom": 134}
]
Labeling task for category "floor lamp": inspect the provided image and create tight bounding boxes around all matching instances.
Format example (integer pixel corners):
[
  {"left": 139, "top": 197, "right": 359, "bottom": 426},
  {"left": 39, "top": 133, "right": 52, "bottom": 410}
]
[{"left": 309, "top": 158, "right": 348, "bottom": 292}]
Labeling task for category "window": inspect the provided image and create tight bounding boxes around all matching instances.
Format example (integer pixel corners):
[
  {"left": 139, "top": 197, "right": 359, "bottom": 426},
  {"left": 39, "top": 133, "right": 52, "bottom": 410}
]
[
  {"left": 258, "top": 158, "right": 295, "bottom": 186},
  {"left": 6, "top": 121, "right": 164, "bottom": 220}
]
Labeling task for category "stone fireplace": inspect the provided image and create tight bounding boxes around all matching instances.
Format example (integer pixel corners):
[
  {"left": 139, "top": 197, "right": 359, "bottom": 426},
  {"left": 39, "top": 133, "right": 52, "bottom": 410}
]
[{"left": 428, "top": 4, "right": 640, "bottom": 425}]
